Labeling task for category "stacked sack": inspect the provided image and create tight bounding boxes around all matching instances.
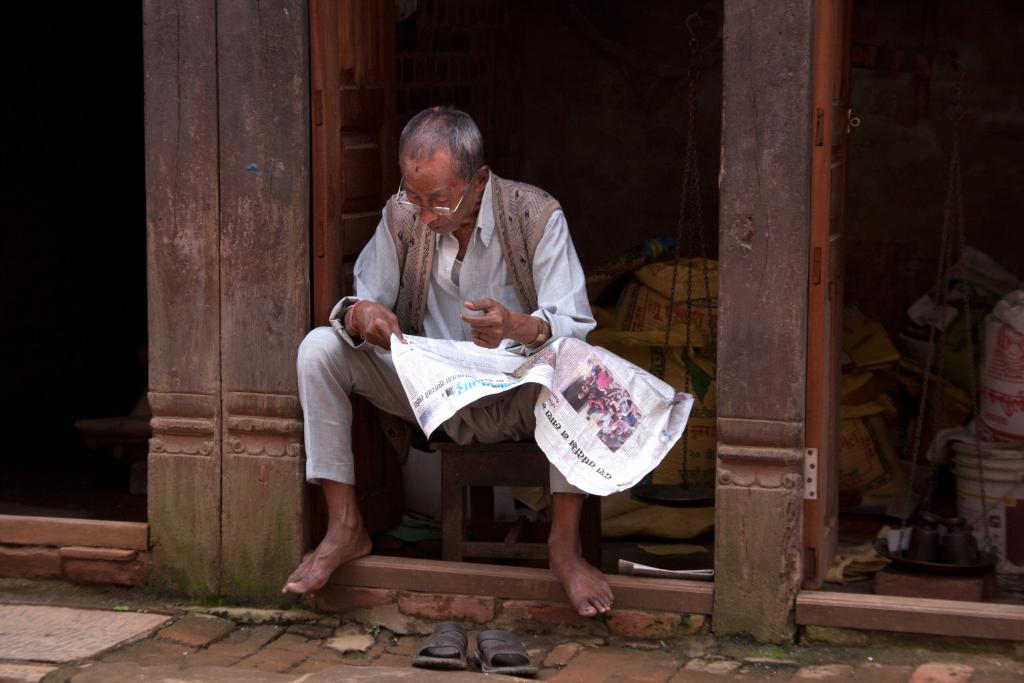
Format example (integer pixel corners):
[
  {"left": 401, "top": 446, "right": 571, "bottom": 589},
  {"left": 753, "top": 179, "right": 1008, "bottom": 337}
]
[
  {"left": 837, "top": 309, "right": 909, "bottom": 513},
  {"left": 592, "top": 269, "right": 914, "bottom": 533},
  {"left": 590, "top": 258, "right": 718, "bottom": 539},
  {"left": 836, "top": 308, "right": 978, "bottom": 515}
]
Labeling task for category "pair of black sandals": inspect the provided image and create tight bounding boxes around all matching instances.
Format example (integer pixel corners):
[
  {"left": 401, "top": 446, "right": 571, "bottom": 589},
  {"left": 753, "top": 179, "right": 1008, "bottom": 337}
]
[{"left": 412, "top": 622, "right": 537, "bottom": 677}]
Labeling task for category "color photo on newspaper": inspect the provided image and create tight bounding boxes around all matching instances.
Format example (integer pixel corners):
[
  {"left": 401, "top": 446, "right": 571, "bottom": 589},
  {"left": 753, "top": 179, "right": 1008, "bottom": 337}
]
[{"left": 562, "top": 358, "right": 642, "bottom": 453}]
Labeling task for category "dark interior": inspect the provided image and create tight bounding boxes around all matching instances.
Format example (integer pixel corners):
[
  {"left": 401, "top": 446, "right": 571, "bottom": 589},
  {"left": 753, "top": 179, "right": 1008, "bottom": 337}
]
[
  {"left": 0, "top": 4, "right": 147, "bottom": 521},
  {"left": 834, "top": 0, "right": 1023, "bottom": 603}
]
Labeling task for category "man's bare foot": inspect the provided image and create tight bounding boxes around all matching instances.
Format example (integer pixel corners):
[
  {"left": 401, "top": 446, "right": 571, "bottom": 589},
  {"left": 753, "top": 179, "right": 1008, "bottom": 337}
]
[
  {"left": 547, "top": 492, "right": 613, "bottom": 617},
  {"left": 282, "top": 525, "right": 372, "bottom": 594},
  {"left": 549, "top": 542, "right": 614, "bottom": 617},
  {"left": 283, "top": 481, "right": 372, "bottom": 594}
]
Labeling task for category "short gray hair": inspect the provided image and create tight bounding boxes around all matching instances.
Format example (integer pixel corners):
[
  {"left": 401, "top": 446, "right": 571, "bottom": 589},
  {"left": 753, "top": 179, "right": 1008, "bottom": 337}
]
[{"left": 399, "top": 107, "right": 485, "bottom": 181}]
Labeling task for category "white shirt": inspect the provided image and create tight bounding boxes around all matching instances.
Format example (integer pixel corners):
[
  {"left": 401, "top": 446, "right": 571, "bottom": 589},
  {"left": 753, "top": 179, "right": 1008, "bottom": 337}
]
[{"left": 340, "top": 174, "right": 595, "bottom": 354}]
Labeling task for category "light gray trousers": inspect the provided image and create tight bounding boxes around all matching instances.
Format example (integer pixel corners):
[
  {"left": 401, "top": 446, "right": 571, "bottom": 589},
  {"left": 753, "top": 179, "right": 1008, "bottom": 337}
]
[{"left": 296, "top": 327, "right": 581, "bottom": 493}]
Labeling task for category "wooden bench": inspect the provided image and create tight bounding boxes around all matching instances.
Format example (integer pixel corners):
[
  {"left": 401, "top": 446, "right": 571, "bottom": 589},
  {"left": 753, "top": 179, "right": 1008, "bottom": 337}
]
[{"left": 432, "top": 440, "right": 602, "bottom": 567}]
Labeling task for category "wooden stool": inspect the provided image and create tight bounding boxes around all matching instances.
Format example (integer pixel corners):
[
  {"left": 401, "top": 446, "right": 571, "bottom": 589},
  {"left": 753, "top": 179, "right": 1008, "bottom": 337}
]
[{"left": 433, "top": 440, "right": 602, "bottom": 567}]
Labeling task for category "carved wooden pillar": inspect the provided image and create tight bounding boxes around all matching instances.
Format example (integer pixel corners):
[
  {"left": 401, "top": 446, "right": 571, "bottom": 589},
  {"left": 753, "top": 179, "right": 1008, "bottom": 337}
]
[
  {"left": 143, "top": 0, "right": 222, "bottom": 596},
  {"left": 217, "top": 0, "right": 311, "bottom": 603},
  {"left": 715, "top": 0, "right": 815, "bottom": 642}
]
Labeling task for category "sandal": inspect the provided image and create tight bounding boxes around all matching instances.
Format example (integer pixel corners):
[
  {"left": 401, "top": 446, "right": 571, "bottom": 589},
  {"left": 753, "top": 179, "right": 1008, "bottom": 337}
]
[
  {"left": 475, "top": 629, "right": 538, "bottom": 677},
  {"left": 411, "top": 621, "right": 468, "bottom": 670}
]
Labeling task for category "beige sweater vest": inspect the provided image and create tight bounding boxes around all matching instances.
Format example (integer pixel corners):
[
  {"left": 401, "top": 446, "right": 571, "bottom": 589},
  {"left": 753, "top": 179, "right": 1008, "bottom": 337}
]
[{"left": 385, "top": 172, "right": 561, "bottom": 333}]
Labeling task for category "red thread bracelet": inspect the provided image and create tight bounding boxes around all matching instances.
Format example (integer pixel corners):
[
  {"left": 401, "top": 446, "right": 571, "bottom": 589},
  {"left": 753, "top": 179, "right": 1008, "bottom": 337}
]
[{"left": 346, "top": 300, "right": 363, "bottom": 335}]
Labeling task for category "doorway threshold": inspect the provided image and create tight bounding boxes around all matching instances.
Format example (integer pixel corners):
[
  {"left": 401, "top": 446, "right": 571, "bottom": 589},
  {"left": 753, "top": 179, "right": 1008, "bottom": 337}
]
[
  {"left": 796, "top": 590, "right": 1024, "bottom": 641},
  {"left": 0, "top": 514, "right": 148, "bottom": 550},
  {"left": 328, "top": 555, "right": 714, "bottom": 614}
]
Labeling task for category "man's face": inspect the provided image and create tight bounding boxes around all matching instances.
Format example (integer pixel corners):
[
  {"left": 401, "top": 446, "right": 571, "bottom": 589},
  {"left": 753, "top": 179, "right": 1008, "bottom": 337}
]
[{"left": 399, "top": 149, "right": 472, "bottom": 236}]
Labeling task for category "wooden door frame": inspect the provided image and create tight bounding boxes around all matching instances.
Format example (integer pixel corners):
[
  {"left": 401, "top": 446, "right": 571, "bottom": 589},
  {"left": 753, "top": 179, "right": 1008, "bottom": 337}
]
[
  {"left": 308, "top": 0, "right": 403, "bottom": 539},
  {"left": 803, "top": 0, "right": 852, "bottom": 590}
]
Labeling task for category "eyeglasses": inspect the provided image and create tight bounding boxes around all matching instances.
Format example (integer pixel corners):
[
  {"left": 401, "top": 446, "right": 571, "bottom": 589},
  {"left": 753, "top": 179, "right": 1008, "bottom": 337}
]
[{"left": 396, "top": 178, "right": 473, "bottom": 217}]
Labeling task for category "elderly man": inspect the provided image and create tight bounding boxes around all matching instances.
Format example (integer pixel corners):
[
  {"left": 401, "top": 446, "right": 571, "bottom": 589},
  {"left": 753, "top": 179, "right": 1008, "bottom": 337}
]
[{"left": 283, "top": 107, "right": 613, "bottom": 617}]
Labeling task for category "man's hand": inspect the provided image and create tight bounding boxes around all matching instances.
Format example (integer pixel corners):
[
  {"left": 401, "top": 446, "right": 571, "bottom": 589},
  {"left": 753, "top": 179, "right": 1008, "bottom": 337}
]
[
  {"left": 461, "top": 298, "right": 537, "bottom": 348},
  {"left": 349, "top": 300, "right": 404, "bottom": 350}
]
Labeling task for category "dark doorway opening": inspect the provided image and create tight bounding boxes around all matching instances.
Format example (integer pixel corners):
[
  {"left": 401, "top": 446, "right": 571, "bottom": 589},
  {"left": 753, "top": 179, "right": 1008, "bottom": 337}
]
[
  {"left": 821, "top": 0, "right": 1024, "bottom": 605},
  {"left": 0, "top": 4, "right": 148, "bottom": 522}
]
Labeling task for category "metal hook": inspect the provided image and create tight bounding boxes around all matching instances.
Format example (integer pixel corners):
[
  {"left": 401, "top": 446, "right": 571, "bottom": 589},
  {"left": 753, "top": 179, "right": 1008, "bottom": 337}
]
[{"left": 846, "top": 108, "right": 861, "bottom": 135}]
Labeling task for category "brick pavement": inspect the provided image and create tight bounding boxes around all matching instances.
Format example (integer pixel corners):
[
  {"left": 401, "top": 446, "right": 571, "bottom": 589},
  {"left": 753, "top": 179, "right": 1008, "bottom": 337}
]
[
  {"left": 0, "top": 584, "right": 1022, "bottom": 682},
  {"left": 16, "top": 614, "right": 1023, "bottom": 682}
]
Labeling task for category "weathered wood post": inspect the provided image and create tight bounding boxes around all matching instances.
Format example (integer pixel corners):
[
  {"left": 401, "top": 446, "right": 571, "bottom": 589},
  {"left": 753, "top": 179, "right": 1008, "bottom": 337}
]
[
  {"left": 144, "top": 0, "right": 311, "bottom": 602},
  {"left": 715, "top": 0, "right": 814, "bottom": 641},
  {"left": 144, "top": 0, "right": 223, "bottom": 597},
  {"left": 216, "top": 0, "right": 311, "bottom": 604}
]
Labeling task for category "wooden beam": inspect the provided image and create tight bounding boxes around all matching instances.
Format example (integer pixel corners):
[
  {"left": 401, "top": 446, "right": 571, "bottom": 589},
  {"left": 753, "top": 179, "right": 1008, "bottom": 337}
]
[
  {"left": 715, "top": 0, "right": 815, "bottom": 642},
  {"left": 0, "top": 515, "right": 148, "bottom": 551},
  {"left": 328, "top": 555, "right": 714, "bottom": 614},
  {"left": 718, "top": 0, "right": 813, "bottom": 431},
  {"left": 796, "top": 591, "right": 1024, "bottom": 642}
]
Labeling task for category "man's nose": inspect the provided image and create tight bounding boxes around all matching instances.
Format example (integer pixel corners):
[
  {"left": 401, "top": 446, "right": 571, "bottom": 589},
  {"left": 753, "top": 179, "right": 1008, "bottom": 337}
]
[{"left": 420, "top": 207, "right": 440, "bottom": 223}]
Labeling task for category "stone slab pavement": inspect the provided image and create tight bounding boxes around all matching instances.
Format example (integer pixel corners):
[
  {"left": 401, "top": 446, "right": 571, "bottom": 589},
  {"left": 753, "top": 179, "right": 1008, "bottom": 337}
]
[
  {"left": 0, "top": 580, "right": 1022, "bottom": 683},
  {"left": 0, "top": 605, "right": 170, "bottom": 664}
]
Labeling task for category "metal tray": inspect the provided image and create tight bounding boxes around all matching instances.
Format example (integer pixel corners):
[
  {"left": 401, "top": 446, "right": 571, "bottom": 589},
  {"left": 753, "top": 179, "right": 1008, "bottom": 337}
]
[
  {"left": 631, "top": 484, "right": 715, "bottom": 508},
  {"left": 872, "top": 539, "right": 997, "bottom": 576}
]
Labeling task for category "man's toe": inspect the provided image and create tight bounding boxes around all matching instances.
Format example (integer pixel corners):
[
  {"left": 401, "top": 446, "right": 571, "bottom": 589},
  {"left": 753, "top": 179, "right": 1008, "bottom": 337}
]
[{"left": 282, "top": 568, "right": 314, "bottom": 594}]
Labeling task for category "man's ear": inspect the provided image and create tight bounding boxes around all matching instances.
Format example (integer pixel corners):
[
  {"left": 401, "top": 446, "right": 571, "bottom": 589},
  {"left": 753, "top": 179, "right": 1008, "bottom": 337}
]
[{"left": 475, "top": 165, "right": 490, "bottom": 189}]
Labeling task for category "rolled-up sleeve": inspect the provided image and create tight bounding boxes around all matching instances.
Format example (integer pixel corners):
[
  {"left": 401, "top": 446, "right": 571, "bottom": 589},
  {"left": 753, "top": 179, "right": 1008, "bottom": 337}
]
[
  {"left": 329, "top": 210, "right": 401, "bottom": 349},
  {"left": 530, "top": 209, "right": 595, "bottom": 343}
]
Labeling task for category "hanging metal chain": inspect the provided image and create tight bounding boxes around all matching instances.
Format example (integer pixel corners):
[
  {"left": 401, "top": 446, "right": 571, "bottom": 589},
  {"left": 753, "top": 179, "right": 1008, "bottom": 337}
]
[
  {"left": 903, "top": 65, "right": 958, "bottom": 526},
  {"left": 949, "top": 66, "right": 996, "bottom": 553},
  {"left": 926, "top": 63, "right": 968, "bottom": 474},
  {"left": 661, "top": 13, "right": 706, "bottom": 487},
  {"left": 902, "top": 61, "right": 993, "bottom": 551}
]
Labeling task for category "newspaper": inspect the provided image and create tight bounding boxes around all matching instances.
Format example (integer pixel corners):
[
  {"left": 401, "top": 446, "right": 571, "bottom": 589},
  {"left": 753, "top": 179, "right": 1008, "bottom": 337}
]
[
  {"left": 617, "top": 559, "right": 714, "bottom": 581},
  {"left": 390, "top": 334, "right": 694, "bottom": 496}
]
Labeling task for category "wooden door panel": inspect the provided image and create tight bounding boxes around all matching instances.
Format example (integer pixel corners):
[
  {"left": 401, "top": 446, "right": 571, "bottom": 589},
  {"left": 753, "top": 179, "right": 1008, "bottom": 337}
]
[
  {"left": 311, "top": 0, "right": 396, "bottom": 325},
  {"left": 805, "top": 0, "right": 852, "bottom": 588},
  {"left": 341, "top": 132, "right": 384, "bottom": 204},
  {"left": 310, "top": 0, "right": 342, "bottom": 322},
  {"left": 310, "top": 0, "right": 400, "bottom": 535},
  {"left": 341, "top": 88, "right": 385, "bottom": 127},
  {"left": 829, "top": 162, "right": 846, "bottom": 223},
  {"left": 342, "top": 212, "right": 380, "bottom": 256}
]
